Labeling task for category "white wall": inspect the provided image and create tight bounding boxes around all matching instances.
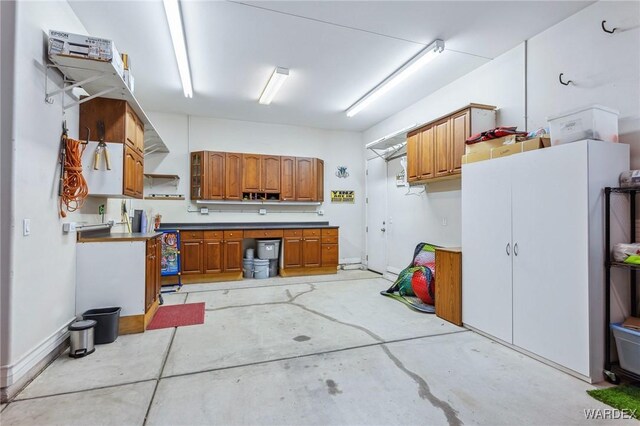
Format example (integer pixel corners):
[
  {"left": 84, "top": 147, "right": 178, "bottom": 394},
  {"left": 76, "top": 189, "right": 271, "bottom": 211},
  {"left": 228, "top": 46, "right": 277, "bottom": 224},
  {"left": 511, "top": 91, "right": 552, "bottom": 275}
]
[
  {"left": 363, "top": 1, "right": 640, "bottom": 271},
  {"left": 2, "top": 0, "right": 104, "bottom": 391},
  {"left": 364, "top": 45, "right": 525, "bottom": 271},
  {"left": 121, "top": 114, "right": 366, "bottom": 262}
]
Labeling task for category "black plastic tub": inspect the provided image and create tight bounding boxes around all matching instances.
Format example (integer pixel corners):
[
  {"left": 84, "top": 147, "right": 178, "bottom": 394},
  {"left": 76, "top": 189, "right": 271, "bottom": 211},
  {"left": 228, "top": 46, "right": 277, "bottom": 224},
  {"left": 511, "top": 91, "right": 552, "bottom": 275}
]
[{"left": 82, "top": 307, "right": 121, "bottom": 344}]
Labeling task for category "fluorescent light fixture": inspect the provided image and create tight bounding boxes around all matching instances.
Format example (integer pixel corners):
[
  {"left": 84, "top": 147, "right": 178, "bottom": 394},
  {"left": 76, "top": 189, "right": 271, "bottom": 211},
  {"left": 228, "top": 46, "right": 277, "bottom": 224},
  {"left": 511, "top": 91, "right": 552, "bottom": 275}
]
[
  {"left": 163, "top": 0, "right": 193, "bottom": 98},
  {"left": 259, "top": 67, "right": 289, "bottom": 105},
  {"left": 346, "top": 39, "right": 444, "bottom": 117}
]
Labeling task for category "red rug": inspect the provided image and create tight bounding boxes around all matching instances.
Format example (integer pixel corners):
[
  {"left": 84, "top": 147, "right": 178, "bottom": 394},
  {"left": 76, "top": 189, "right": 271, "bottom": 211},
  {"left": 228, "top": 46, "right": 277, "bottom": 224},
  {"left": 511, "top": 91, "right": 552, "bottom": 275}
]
[{"left": 146, "top": 302, "right": 205, "bottom": 330}]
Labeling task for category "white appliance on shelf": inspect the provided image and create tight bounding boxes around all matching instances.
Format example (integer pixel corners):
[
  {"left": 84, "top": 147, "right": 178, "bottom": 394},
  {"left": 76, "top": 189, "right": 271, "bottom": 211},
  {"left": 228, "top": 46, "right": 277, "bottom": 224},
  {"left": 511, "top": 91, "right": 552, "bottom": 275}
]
[{"left": 461, "top": 139, "right": 629, "bottom": 382}]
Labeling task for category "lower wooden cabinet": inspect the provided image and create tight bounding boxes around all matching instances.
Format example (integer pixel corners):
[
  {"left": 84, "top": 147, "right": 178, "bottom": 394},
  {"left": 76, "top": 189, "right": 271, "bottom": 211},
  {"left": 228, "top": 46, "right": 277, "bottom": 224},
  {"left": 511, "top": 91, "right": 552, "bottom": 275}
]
[
  {"left": 302, "top": 229, "right": 322, "bottom": 267},
  {"left": 145, "top": 236, "right": 161, "bottom": 312},
  {"left": 180, "top": 230, "right": 244, "bottom": 277},
  {"left": 435, "top": 247, "right": 462, "bottom": 326},
  {"left": 283, "top": 236, "right": 303, "bottom": 268},
  {"left": 281, "top": 228, "right": 339, "bottom": 275}
]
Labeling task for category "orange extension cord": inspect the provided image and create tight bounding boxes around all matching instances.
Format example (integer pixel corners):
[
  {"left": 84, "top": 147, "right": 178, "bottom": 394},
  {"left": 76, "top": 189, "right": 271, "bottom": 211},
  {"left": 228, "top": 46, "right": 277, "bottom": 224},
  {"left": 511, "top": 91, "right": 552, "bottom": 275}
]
[{"left": 59, "top": 135, "right": 89, "bottom": 218}]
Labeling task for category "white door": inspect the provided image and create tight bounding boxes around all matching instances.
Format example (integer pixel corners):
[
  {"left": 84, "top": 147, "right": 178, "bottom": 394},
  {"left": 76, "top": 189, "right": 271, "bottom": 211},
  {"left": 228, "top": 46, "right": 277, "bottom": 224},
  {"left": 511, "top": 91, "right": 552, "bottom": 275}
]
[
  {"left": 462, "top": 158, "right": 513, "bottom": 343},
  {"left": 366, "top": 156, "right": 388, "bottom": 273},
  {"left": 511, "top": 144, "right": 590, "bottom": 376}
]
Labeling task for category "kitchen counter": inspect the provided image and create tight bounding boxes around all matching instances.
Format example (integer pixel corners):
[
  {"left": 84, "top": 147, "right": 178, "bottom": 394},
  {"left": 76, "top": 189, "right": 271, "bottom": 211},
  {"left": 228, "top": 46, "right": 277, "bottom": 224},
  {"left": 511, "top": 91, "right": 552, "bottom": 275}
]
[
  {"left": 77, "top": 232, "right": 163, "bottom": 243},
  {"left": 156, "top": 222, "right": 338, "bottom": 231}
]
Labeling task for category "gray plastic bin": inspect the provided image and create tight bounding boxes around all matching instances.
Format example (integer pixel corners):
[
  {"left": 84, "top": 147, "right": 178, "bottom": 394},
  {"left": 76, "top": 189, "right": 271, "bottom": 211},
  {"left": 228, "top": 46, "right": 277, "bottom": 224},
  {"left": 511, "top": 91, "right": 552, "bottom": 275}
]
[{"left": 257, "top": 239, "right": 280, "bottom": 260}]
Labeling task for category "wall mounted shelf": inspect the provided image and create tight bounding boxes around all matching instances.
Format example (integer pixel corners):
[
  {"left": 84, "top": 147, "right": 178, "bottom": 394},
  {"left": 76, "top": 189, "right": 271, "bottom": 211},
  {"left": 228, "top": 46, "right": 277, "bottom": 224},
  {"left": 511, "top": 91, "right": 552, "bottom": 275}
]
[
  {"left": 46, "top": 54, "right": 169, "bottom": 154},
  {"left": 145, "top": 195, "right": 185, "bottom": 201},
  {"left": 144, "top": 173, "right": 180, "bottom": 188}
]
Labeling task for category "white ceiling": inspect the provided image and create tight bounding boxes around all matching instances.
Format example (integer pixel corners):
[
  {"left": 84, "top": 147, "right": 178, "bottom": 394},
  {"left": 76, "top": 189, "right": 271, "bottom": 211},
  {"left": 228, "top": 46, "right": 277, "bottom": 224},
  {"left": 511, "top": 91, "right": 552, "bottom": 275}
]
[{"left": 68, "top": 1, "right": 592, "bottom": 131}]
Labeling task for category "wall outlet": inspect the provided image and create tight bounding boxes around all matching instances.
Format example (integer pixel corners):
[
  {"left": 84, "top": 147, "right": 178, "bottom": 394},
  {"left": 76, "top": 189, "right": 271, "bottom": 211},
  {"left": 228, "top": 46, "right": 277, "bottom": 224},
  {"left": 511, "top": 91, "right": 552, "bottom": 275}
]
[
  {"left": 441, "top": 217, "right": 448, "bottom": 226},
  {"left": 259, "top": 208, "right": 267, "bottom": 215},
  {"left": 23, "top": 219, "right": 31, "bottom": 236},
  {"left": 200, "top": 207, "right": 209, "bottom": 215},
  {"left": 62, "top": 222, "right": 77, "bottom": 233},
  {"left": 317, "top": 209, "right": 324, "bottom": 216}
]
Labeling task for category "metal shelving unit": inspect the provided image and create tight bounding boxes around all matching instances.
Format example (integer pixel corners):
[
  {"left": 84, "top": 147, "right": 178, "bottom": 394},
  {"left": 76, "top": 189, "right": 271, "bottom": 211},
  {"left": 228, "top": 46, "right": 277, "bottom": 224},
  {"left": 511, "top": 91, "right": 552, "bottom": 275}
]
[
  {"left": 45, "top": 54, "right": 169, "bottom": 154},
  {"left": 604, "top": 186, "right": 640, "bottom": 383}
]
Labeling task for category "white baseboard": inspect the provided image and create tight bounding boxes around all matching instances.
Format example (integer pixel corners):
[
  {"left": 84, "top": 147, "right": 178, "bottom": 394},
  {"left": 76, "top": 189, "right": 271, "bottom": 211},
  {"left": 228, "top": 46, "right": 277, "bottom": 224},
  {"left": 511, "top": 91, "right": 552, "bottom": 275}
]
[
  {"left": 339, "top": 257, "right": 362, "bottom": 265},
  {"left": 1, "top": 318, "right": 73, "bottom": 390},
  {"left": 386, "top": 266, "right": 402, "bottom": 275}
]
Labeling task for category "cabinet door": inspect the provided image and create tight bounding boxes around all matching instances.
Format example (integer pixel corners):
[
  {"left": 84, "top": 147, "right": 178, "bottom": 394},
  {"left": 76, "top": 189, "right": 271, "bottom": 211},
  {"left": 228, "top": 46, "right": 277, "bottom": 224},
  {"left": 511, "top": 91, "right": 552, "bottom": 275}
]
[
  {"left": 134, "top": 154, "right": 144, "bottom": 199},
  {"left": 461, "top": 157, "right": 513, "bottom": 343},
  {"left": 283, "top": 237, "right": 303, "bottom": 268},
  {"left": 321, "top": 244, "right": 338, "bottom": 267},
  {"left": 135, "top": 118, "right": 145, "bottom": 155},
  {"left": 225, "top": 153, "right": 242, "bottom": 200},
  {"left": 123, "top": 145, "right": 137, "bottom": 197},
  {"left": 418, "top": 126, "right": 435, "bottom": 179},
  {"left": 316, "top": 159, "right": 324, "bottom": 202},
  {"left": 203, "top": 239, "right": 223, "bottom": 273},
  {"left": 511, "top": 145, "right": 590, "bottom": 376},
  {"left": 451, "top": 110, "right": 469, "bottom": 174},
  {"left": 145, "top": 253, "right": 154, "bottom": 311},
  {"left": 180, "top": 240, "right": 203, "bottom": 275},
  {"left": 406, "top": 131, "right": 419, "bottom": 182},
  {"left": 434, "top": 119, "right": 451, "bottom": 177},
  {"left": 224, "top": 240, "right": 243, "bottom": 272},
  {"left": 242, "top": 154, "right": 261, "bottom": 192},
  {"left": 190, "top": 152, "right": 206, "bottom": 200},
  {"left": 125, "top": 107, "right": 137, "bottom": 151},
  {"left": 303, "top": 236, "right": 321, "bottom": 267},
  {"left": 295, "top": 157, "right": 316, "bottom": 201},
  {"left": 206, "top": 152, "right": 225, "bottom": 200},
  {"left": 261, "top": 155, "right": 281, "bottom": 193},
  {"left": 154, "top": 238, "right": 161, "bottom": 303},
  {"left": 280, "top": 156, "right": 296, "bottom": 201}
]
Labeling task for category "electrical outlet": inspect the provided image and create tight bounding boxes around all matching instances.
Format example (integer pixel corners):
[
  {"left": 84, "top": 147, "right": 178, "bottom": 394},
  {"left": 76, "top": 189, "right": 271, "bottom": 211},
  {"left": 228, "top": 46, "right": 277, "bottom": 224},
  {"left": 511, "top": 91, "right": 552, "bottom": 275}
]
[
  {"left": 62, "top": 222, "right": 77, "bottom": 233},
  {"left": 441, "top": 217, "right": 448, "bottom": 226},
  {"left": 23, "top": 219, "right": 31, "bottom": 236},
  {"left": 317, "top": 209, "right": 324, "bottom": 216},
  {"left": 259, "top": 208, "right": 267, "bottom": 215},
  {"left": 200, "top": 207, "right": 209, "bottom": 215}
]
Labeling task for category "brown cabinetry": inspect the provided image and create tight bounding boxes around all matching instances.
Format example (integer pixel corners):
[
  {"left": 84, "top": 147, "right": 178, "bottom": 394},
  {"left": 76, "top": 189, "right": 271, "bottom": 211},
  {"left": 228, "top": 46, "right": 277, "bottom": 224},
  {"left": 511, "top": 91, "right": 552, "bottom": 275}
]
[
  {"left": 295, "top": 158, "right": 316, "bottom": 201},
  {"left": 282, "top": 228, "right": 338, "bottom": 275},
  {"left": 242, "top": 154, "right": 281, "bottom": 193},
  {"left": 407, "top": 104, "right": 495, "bottom": 184},
  {"left": 316, "top": 159, "right": 324, "bottom": 202},
  {"left": 435, "top": 247, "right": 462, "bottom": 326},
  {"left": 190, "top": 152, "right": 206, "bottom": 200},
  {"left": 302, "top": 229, "right": 322, "bottom": 267},
  {"left": 206, "top": 152, "right": 225, "bottom": 200},
  {"left": 280, "top": 156, "right": 296, "bottom": 201},
  {"left": 180, "top": 230, "right": 243, "bottom": 276},
  {"left": 145, "top": 237, "right": 161, "bottom": 312},
  {"left": 123, "top": 145, "right": 144, "bottom": 198},
  {"left": 225, "top": 153, "right": 242, "bottom": 200}
]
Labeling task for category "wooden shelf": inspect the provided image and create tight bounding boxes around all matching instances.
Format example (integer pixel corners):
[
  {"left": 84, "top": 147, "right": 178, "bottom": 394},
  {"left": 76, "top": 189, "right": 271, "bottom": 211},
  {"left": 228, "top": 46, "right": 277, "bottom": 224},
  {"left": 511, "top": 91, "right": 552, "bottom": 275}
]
[
  {"left": 145, "top": 195, "right": 185, "bottom": 200},
  {"left": 47, "top": 54, "right": 169, "bottom": 154},
  {"left": 144, "top": 174, "right": 180, "bottom": 180}
]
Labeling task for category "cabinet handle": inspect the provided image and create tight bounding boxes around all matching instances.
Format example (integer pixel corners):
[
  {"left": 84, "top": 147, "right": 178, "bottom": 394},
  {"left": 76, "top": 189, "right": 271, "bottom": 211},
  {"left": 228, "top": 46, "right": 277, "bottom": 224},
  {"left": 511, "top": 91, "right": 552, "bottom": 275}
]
[
  {"left": 505, "top": 243, "right": 511, "bottom": 256},
  {"left": 514, "top": 243, "right": 519, "bottom": 256}
]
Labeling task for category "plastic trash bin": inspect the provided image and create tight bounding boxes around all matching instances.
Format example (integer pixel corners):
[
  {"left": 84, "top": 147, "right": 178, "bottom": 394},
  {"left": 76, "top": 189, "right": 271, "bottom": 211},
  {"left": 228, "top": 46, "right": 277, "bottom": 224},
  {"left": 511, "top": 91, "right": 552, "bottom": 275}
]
[
  {"left": 257, "top": 240, "right": 280, "bottom": 260},
  {"left": 254, "top": 259, "right": 269, "bottom": 279},
  {"left": 611, "top": 323, "right": 640, "bottom": 375},
  {"left": 82, "top": 307, "right": 121, "bottom": 344}
]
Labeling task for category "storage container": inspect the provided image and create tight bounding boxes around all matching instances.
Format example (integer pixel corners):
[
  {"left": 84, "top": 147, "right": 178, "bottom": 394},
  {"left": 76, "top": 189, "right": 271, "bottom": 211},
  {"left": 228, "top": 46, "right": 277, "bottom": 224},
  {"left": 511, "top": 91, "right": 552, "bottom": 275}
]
[
  {"left": 257, "top": 239, "right": 280, "bottom": 260},
  {"left": 68, "top": 319, "right": 97, "bottom": 358},
  {"left": 254, "top": 259, "right": 269, "bottom": 279},
  {"left": 547, "top": 105, "right": 618, "bottom": 146},
  {"left": 269, "top": 259, "right": 278, "bottom": 277},
  {"left": 611, "top": 323, "right": 640, "bottom": 375},
  {"left": 245, "top": 248, "right": 255, "bottom": 259},
  {"left": 620, "top": 171, "right": 640, "bottom": 188},
  {"left": 243, "top": 258, "right": 254, "bottom": 278},
  {"left": 82, "top": 307, "right": 121, "bottom": 344}
]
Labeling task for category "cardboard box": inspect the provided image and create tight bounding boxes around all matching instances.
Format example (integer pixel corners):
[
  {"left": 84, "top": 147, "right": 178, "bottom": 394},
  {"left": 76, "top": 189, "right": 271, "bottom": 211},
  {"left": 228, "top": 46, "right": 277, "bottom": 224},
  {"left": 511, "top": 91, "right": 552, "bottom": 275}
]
[
  {"left": 48, "top": 30, "right": 124, "bottom": 78},
  {"left": 490, "top": 137, "right": 550, "bottom": 159},
  {"left": 465, "top": 134, "right": 516, "bottom": 154},
  {"left": 462, "top": 150, "right": 491, "bottom": 165}
]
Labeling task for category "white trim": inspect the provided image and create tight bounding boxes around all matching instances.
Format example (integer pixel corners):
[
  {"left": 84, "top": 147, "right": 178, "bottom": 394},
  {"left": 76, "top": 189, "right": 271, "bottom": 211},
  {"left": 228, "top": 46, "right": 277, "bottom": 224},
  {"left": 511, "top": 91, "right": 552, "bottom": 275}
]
[
  {"left": 339, "top": 257, "right": 361, "bottom": 265},
  {"left": 0, "top": 318, "right": 73, "bottom": 387},
  {"left": 386, "top": 266, "right": 403, "bottom": 275}
]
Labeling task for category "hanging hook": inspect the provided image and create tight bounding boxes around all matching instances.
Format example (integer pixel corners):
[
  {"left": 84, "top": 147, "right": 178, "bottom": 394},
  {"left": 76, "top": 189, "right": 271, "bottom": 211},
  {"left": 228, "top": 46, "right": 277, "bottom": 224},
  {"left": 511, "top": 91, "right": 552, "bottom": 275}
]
[
  {"left": 601, "top": 20, "right": 617, "bottom": 34},
  {"left": 559, "top": 73, "right": 573, "bottom": 86}
]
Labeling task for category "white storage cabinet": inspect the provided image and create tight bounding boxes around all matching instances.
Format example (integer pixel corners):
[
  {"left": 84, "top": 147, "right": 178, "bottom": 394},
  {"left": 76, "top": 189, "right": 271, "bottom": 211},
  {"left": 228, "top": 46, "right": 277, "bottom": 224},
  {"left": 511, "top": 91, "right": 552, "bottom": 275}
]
[{"left": 462, "top": 140, "right": 629, "bottom": 382}]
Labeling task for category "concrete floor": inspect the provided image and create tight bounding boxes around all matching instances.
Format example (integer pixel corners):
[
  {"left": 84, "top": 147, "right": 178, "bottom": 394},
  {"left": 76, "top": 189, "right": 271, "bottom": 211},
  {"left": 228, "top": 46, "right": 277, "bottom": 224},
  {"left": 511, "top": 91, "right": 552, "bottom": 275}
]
[{"left": 0, "top": 270, "right": 630, "bottom": 425}]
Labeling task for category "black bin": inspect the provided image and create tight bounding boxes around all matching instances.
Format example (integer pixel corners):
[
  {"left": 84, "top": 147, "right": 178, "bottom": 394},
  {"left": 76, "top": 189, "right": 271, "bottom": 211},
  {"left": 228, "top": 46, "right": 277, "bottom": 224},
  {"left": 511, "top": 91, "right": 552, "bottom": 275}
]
[{"left": 82, "top": 307, "right": 121, "bottom": 344}]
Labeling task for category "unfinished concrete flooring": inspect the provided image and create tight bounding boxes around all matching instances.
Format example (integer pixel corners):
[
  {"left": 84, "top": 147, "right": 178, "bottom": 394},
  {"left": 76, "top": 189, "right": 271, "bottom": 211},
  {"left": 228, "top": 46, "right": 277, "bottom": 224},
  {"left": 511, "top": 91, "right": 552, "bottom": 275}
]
[{"left": 0, "top": 271, "right": 629, "bottom": 425}]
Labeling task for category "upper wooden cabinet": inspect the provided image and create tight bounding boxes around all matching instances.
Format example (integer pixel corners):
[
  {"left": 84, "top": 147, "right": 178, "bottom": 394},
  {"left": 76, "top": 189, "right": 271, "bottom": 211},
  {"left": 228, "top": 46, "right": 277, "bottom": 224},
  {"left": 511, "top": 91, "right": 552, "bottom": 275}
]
[
  {"left": 242, "top": 154, "right": 281, "bottom": 193},
  {"left": 191, "top": 151, "right": 323, "bottom": 202},
  {"left": 407, "top": 104, "right": 496, "bottom": 184},
  {"left": 80, "top": 97, "right": 144, "bottom": 156},
  {"left": 225, "top": 153, "right": 242, "bottom": 200},
  {"left": 280, "top": 156, "right": 296, "bottom": 201},
  {"left": 206, "top": 152, "right": 225, "bottom": 200}
]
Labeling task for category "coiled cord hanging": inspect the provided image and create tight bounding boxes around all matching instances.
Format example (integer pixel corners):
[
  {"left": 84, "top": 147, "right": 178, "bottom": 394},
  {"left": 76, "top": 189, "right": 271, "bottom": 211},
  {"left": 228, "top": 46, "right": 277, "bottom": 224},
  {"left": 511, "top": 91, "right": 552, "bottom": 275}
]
[{"left": 59, "top": 134, "right": 89, "bottom": 217}]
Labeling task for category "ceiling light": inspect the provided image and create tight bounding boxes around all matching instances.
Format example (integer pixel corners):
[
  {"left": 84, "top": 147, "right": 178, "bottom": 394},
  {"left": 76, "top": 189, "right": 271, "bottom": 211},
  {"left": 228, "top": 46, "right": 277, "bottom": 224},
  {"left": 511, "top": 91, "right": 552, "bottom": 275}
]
[
  {"left": 259, "top": 67, "right": 289, "bottom": 105},
  {"left": 346, "top": 39, "right": 445, "bottom": 117},
  {"left": 163, "top": 0, "right": 193, "bottom": 98}
]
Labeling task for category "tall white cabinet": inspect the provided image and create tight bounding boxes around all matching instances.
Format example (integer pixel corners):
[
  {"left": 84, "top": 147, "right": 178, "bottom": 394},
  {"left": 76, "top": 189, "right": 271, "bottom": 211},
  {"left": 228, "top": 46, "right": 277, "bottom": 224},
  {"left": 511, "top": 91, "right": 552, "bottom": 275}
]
[{"left": 462, "top": 140, "right": 629, "bottom": 382}]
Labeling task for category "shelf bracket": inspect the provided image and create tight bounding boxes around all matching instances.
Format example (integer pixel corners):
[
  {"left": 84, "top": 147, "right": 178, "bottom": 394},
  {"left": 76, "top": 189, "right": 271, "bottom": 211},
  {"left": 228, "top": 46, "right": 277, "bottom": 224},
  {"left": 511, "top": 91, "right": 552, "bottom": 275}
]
[
  {"left": 62, "top": 87, "right": 118, "bottom": 111},
  {"left": 45, "top": 65, "right": 107, "bottom": 104}
]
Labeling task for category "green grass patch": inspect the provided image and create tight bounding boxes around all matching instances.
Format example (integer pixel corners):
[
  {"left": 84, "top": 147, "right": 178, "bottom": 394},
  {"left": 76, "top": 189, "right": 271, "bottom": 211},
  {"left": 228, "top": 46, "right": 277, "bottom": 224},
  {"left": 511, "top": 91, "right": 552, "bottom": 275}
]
[{"left": 587, "top": 383, "right": 640, "bottom": 419}]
